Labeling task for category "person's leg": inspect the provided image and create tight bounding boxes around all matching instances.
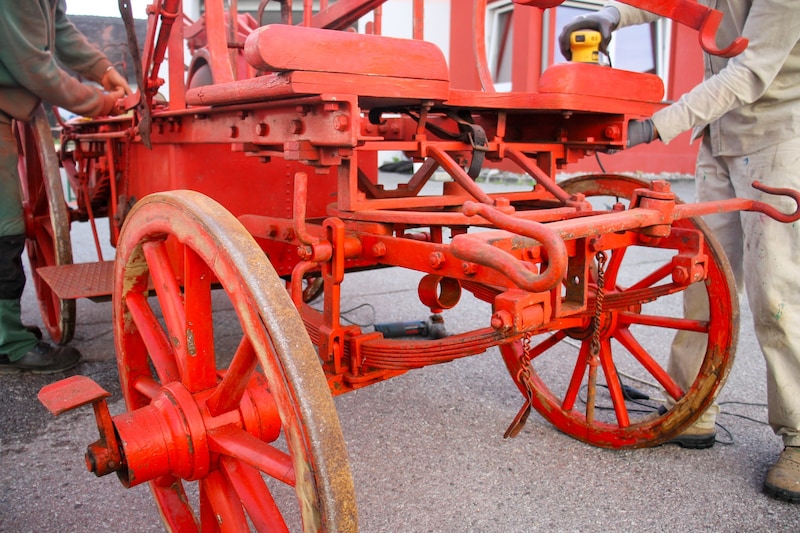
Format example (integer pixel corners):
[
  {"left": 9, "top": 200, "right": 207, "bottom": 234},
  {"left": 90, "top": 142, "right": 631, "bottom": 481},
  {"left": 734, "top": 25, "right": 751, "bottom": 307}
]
[
  {"left": 666, "top": 135, "right": 743, "bottom": 447},
  {"left": 732, "top": 137, "right": 800, "bottom": 502},
  {"left": 0, "top": 115, "right": 39, "bottom": 361},
  {"left": 0, "top": 113, "right": 79, "bottom": 373}
]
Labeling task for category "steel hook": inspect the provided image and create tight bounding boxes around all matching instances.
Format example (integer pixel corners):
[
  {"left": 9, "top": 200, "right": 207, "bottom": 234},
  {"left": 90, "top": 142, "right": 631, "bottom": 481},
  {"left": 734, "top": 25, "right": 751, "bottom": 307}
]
[
  {"left": 698, "top": 9, "right": 748, "bottom": 58},
  {"left": 749, "top": 181, "right": 800, "bottom": 223}
]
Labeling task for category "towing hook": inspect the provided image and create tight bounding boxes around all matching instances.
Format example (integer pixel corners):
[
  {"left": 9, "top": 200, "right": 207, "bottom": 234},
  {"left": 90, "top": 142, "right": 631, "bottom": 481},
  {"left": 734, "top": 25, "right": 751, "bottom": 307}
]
[{"left": 750, "top": 181, "right": 800, "bottom": 223}]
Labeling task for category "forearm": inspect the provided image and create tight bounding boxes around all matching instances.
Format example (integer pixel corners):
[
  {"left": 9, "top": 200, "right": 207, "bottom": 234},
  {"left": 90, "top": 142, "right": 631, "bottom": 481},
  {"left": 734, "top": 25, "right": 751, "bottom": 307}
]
[
  {"left": 0, "top": 2, "right": 107, "bottom": 117},
  {"left": 605, "top": 1, "right": 660, "bottom": 28},
  {"left": 652, "top": 0, "right": 800, "bottom": 144}
]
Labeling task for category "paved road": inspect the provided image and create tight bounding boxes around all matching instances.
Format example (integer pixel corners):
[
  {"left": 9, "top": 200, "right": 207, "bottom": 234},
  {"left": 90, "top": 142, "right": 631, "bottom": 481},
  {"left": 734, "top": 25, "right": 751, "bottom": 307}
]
[{"left": 1, "top": 179, "right": 798, "bottom": 532}]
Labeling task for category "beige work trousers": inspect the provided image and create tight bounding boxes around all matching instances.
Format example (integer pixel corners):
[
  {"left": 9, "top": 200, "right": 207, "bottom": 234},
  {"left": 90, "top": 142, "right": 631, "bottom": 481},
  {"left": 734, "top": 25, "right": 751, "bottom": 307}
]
[{"left": 669, "top": 134, "right": 800, "bottom": 446}]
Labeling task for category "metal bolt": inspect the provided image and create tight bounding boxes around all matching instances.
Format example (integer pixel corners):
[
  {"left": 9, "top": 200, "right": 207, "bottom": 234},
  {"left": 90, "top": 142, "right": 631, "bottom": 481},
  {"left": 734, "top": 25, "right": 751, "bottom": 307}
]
[
  {"left": 256, "top": 123, "right": 269, "bottom": 136},
  {"left": 333, "top": 115, "right": 350, "bottom": 132},
  {"left": 462, "top": 262, "right": 478, "bottom": 276},
  {"left": 290, "top": 120, "right": 304, "bottom": 135},
  {"left": 651, "top": 180, "right": 670, "bottom": 193},
  {"left": 604, "top": 125, "right": 621, "bottom": 140},
  {"left": 372, "top": 242, "right": 387, "bottom": 258},
  {"left": 298, "top": 246, "right": 313, "bottom": 261},
  {"left": 229, "top": 125, "right": 239, "bottom": 139},
  {"left": 491, "top": 311, "right": 513, "bottom": 331},
  {"left": 672, "top": 266, "right": 690, "bottom": 284},
  {"left": 429, "top": 252, "right": 446, "bottom": 269}
]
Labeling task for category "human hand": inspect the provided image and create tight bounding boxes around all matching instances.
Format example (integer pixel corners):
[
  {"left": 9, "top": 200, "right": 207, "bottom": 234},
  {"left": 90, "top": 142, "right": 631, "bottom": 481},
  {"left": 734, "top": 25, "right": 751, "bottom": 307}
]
[
  {"left": 627, "top": 119, "right": 658, "bottom": 148},
  {"left": 95, "top": 90, "right": 125, "bottom": 117},
  {"left": 101, "top": 67, "right": 132, "bottom": 96},
  {"left": 558, "top": 6, "right": 620, "bottom": 61}
]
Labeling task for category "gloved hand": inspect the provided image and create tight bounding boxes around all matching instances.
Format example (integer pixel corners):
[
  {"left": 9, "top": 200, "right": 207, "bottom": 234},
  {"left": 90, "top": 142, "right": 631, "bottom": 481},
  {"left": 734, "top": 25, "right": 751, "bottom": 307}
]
[
  {"left": 558, "top": 6, "right": 621, "bottom": 61},
  {"left": 95, "top": 89, "right": 126, "bottom": 117},
  {"left": 101, "top": 67, "right": 132, "bottom": 96},
  {"left": 627, "top": 119, "right": 658, "bottom": 148}
]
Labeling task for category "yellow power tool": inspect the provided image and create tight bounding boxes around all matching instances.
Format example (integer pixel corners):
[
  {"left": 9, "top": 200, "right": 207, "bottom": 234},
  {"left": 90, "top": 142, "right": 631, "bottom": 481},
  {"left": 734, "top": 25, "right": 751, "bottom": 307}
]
[{"left": 570, "top": 30, "right": 602, "bottom": 63}]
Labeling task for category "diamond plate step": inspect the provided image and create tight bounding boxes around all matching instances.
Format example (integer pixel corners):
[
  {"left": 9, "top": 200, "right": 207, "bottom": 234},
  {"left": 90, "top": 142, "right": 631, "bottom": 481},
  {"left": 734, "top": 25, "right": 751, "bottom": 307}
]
[{"left": 36, "top": 261, "right": 115, "bottom": 300}]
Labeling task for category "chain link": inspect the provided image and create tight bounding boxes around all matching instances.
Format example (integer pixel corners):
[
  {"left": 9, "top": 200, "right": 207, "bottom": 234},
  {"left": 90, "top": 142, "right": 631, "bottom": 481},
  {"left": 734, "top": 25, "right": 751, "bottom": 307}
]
[
  {"left": 506, "top": 251, "right": 608, "bottom": 435},
  {"left": 590, "top": 250, "right": 607, "bottom": 357},
  {"left": 586, "top": 250, "right": 607, "bottom": 423}
]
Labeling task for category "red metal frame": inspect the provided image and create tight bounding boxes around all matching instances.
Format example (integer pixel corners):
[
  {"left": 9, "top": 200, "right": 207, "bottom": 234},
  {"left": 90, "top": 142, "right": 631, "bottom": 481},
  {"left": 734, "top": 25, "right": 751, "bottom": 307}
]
[{"left": 32, "top": 0, "right": 800, "bottom": 530}]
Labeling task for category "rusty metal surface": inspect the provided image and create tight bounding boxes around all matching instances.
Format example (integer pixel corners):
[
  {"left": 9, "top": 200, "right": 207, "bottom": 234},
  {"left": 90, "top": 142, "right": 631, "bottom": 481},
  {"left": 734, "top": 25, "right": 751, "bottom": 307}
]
[{"left": 24, "top": 0, "right": 800, "bottom": 530}]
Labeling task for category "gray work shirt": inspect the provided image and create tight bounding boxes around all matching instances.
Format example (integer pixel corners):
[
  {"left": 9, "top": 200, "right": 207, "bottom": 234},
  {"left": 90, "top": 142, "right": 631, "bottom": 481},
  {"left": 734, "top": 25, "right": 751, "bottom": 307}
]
[{"left": 609, "top": 0, "right": 800, "bottom": 157}]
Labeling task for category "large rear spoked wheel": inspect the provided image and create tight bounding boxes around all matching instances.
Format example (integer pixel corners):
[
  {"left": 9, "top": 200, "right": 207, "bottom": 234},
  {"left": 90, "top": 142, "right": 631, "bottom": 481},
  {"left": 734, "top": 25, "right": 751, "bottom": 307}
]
[
  {"left": 113, "top": 190, "right": 357, "bottom": 531},
  {"left": 15, "top": 107, "right": 75, "bottom": 344},
  {"left": 501, "top": 175, "right": 738, "bottom": 448}
]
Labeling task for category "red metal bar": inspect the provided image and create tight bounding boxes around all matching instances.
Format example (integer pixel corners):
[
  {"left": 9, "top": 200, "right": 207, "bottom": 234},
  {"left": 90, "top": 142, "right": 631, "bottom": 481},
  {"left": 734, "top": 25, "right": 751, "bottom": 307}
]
[{"left": 618, "top": 0, "right": 748, "bottom": 57}]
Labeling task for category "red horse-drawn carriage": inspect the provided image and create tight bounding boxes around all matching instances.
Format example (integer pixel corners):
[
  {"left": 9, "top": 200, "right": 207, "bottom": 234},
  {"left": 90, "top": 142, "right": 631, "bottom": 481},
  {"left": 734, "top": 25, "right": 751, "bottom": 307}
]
[{"left": 25, "top": 0, "right": 799, "bottom": 530}]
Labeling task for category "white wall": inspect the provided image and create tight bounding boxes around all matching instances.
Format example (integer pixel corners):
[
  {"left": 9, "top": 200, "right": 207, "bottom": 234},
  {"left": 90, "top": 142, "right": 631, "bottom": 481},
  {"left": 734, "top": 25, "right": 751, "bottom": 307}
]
[{"left": 357, "top": 0, "right": 450, "bottom": 65}]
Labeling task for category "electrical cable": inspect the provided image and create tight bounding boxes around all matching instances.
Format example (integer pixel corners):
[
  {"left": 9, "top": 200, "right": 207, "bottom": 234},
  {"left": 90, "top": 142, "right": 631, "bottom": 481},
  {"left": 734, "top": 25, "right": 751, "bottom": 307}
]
[{"left": 310, "top": 302, "right": 377, "bottom": 328}]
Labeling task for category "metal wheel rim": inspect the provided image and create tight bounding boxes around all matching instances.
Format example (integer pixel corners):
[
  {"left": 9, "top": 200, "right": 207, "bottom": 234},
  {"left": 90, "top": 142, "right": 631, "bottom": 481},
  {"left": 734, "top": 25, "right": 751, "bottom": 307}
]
[
  {"left": 16, "top": 107, "right": 75, "bottom": 344},
  {"left": 500, "top": 174, "right": 738, "bottom": 448},
  {"left": 112, "top": 190, "right": 357, "bottom": 531}
]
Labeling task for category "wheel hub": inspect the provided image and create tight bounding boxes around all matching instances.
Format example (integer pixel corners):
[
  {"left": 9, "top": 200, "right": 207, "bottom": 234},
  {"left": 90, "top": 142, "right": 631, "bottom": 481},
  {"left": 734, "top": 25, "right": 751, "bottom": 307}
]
[{"left": 83, "top": 373, "right": 280, "bottom": 488}]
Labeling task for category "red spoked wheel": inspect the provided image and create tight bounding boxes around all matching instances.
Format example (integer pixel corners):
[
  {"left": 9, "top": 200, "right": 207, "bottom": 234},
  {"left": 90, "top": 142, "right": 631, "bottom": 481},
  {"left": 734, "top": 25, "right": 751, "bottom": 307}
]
[
  {"left": 501, "top": 175, "right": 738, "bottom": 448},
  {"left": 113, "top": 191, "right": 356, "bottom": 531},
  {"left": 15, "top": 107, "right": 75, "bottom": 344}
]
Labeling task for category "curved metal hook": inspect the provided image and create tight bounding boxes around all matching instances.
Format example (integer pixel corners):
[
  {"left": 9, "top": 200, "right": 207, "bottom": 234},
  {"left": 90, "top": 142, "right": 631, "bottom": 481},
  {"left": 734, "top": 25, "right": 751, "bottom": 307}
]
[
  {"left": 750, "top": 181, "right": 800, "bottom": 223},
  {"left": 698, "top": 10, "right": 748, "bottom": 58},
  {"left": 451, "top": 201, "right": 568, "bottom": 293},
  {"left": 511, "top": 0, "right": 565, "bottom": 7},
  {"left": 614, "top": 1, "right": 747, "bottom": 58}
]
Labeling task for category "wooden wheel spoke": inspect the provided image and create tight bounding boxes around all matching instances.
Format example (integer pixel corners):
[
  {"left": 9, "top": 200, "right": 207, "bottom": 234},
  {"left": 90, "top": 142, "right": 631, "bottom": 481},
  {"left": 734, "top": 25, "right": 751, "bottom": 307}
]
[
  {"left": 125, "top": 292, "right": 180, "bottom": 383},
  {"left": 207, "top": 335, "right": 259, "bottom": 416},
  {"left": 601, "top": 247, "right": 626, "bottom": 287},
  {"left": 183, "top": 246, "right": 218, "bottom": 392},
  {"left": 132, "top": 374, "right": 162, "bottom": 400},
  {"left": 143, "top": 240, "right": 188, "bottom": 362},
  {"left": 151, "top": 475, "right": 199, "bottom": 532},
  {"left": 200, "top": 472, "right": 249, "bottom": 532},
  {"left": 527, "top": 330, "right": 566, "bottom": 360},
  {"left": 220, "top": 457, "right": 290, "bottom": 533},
  {"left": 618, "top": 311, "right": 709, "bottom": 333},
  {"left": 562, "top": 341, "right": 590, "bottom": 411},
  {"left": 614, "top": 327, "right": 684, "bottom": 400},
  {"left": 31, "top": 178, "right": 47, "bottom": 215},
  {"left": 598, "top": 340, "right": 630, "bottom": 428},
  {"left": 627, "top": 261, "right": 673, "bottom": 291},
  {"left": 208, "top": 425, "right": 296, "bottom": 487}
]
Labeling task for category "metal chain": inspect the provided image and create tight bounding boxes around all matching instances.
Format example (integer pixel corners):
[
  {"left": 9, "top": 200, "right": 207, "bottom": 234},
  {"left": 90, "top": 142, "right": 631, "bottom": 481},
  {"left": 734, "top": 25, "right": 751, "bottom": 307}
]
[
  {"left": 504, "top": 331, "right": 535, "bottom": 438},
  {"left": 590, "top": 251, "right": 607, "bottom": 357},
  {"left": 586, "top": 250, "right": 607, "bottom": 423}
]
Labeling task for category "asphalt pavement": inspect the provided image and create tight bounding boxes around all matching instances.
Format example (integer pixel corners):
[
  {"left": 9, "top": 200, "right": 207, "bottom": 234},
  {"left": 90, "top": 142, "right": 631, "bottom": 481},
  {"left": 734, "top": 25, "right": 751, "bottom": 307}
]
[{"left": 1, "top": 178, "right": 799, "bottom": 532}]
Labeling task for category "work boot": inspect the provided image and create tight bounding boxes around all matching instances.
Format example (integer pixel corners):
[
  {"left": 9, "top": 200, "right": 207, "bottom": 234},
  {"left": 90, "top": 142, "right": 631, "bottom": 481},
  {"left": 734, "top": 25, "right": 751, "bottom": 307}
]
[
  {"left": 764, "top": 447, "right": 800, "bottom": 503},
  {"left": 665, "top": 424, "right": 716, "bottom": 449},
  {"left": 654, "top": 405, "right": 716, "bottom": 449},
  {"left": 24, "top": 325, "right": 42, "bottom": 340},
  {"left": 0, "top": 341, "right": 81, "bottom": 374}
]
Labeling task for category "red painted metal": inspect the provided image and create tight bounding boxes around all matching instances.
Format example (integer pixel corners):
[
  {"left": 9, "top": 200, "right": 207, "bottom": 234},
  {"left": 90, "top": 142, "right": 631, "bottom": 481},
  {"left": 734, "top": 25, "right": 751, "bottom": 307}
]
[
  {"left": 618, "top": 0, "right": 748, "bottom": 58},
  {"left": 29, "top": 0, "right": 800, "bottom": 530}
]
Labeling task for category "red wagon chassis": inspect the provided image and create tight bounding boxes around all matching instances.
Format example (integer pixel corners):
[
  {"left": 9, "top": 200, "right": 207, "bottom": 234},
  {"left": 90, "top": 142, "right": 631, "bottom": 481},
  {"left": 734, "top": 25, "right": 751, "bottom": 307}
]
[{"left": 27, "top": 0, "right": 800, "bottom": 531}]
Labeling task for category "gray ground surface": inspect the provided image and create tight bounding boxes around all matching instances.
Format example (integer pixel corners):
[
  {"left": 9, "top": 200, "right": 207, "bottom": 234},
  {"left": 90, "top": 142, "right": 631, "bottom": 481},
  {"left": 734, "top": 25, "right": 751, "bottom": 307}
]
[{"left": 2, "top": 178, "right": 799, "bottom": 532}]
